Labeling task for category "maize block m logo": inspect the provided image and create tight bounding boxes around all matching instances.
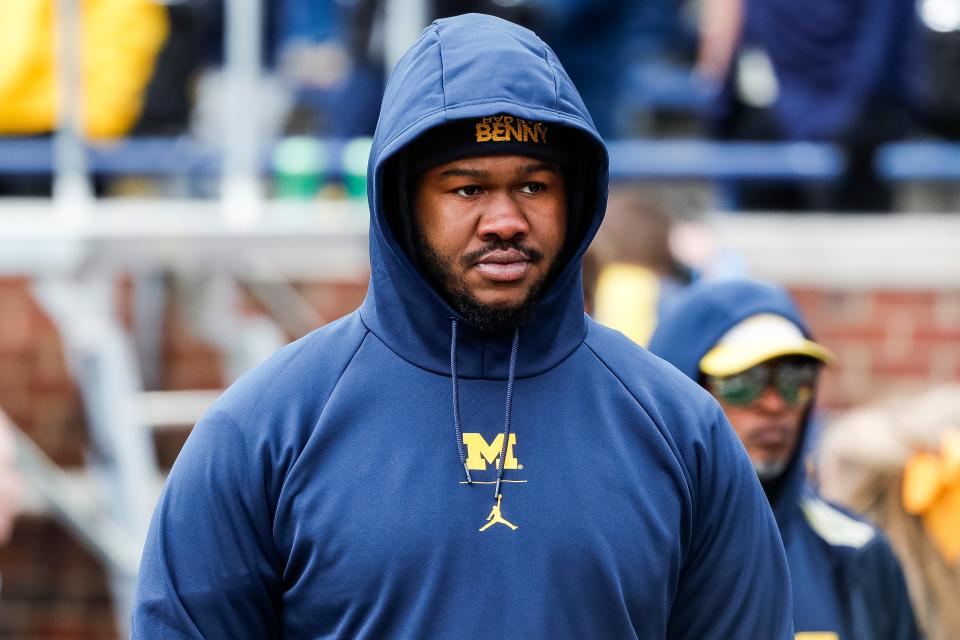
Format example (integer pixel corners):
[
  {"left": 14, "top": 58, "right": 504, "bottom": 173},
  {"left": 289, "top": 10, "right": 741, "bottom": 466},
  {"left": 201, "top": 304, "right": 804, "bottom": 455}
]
[{"left": 463, "top": 433, "right": 519, "bottom": 471}]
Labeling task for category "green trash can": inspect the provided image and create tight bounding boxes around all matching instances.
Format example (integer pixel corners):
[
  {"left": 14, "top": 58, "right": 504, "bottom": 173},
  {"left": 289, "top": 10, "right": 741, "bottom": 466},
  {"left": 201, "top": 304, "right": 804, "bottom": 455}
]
[
  {"left": 342, "top": 137, "right": 373, "bottom": 199},
  {"left": 272, "top": 137, "right": 329, "bottom": 199}
]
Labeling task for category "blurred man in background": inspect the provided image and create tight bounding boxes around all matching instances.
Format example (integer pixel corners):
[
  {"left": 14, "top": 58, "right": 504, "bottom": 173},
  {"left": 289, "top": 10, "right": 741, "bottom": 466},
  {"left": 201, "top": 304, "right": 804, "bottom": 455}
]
[
  {"left": 133, "top": 14, "right": 793, "bottom": 638},
  {"left": 698, "top": 0, "right": 921, "bottom": 211},
  {"left": 0, "top": 0, "right": 169, "bottom": 141},
  {"left": 275, "top": 0, "right": 384, "bottom": 138},
  {"left": 0, "top": 0, "right": 171, "bottom": 196},
  {"left": 588, "top": 188, "right": 692, "bottom": 345},
  {"left": 650, "top": 279, "right": 920, "bottom": 639}
]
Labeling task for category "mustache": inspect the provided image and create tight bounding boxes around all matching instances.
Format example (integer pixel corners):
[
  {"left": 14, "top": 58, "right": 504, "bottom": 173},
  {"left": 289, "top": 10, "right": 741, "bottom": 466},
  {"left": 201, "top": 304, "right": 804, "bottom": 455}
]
[{"left": 460, "top": 240, "right": 544, "bottom": 268}]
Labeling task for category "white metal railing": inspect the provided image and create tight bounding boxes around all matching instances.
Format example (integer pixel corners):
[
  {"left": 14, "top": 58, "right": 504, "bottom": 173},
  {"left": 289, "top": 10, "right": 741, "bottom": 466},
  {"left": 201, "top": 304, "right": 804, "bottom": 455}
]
[{"left": 0, "top": 1, "right": 428, "bottom": 635}]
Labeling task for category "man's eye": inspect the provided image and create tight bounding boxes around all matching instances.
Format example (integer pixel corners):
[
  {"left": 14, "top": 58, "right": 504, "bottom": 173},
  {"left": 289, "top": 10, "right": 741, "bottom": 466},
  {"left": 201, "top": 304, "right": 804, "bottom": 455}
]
[
  {"left": 520, "top": 182, "right": 545, "bottom": 194},
  {"left": 455, "top": 185, "right": 482, "bottom": 197}
]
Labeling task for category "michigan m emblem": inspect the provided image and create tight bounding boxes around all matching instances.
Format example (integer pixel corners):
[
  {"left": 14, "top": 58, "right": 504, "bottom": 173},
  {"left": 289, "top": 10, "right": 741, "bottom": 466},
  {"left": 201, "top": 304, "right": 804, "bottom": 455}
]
[{"left": 463, "top": 433, "right": 519, "bottom": 471}]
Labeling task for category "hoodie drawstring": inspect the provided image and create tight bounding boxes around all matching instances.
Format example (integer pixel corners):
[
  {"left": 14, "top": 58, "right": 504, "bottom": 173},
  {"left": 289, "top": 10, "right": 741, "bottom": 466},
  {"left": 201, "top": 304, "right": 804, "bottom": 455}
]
[
  {"left": 450, "top": 318, "right": 520, "bottom": 500},
  {"left": 451, "top": 319, "right": 472, "bottom": 484},
  {"left": 495, "top": 327, "right": 519, "bottom": 499}
]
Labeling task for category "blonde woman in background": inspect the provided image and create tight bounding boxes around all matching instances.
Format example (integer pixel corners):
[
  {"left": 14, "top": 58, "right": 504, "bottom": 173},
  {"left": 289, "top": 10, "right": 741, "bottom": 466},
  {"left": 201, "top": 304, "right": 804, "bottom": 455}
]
[{"left": 818, "top": 385, "right": 960, "bottom": 640}]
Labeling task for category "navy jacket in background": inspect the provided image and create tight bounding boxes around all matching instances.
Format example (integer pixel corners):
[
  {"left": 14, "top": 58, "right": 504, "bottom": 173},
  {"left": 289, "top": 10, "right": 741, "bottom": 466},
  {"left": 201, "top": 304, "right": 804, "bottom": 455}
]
[
  {"left": 649, "top": 279, "right": 921, "bottom": 640},
  {"left": 133, "top": 15, "right": 793, "bottom": 638},
  {"left": 739, "top": 0, "right": 920, "bottom": 140}
]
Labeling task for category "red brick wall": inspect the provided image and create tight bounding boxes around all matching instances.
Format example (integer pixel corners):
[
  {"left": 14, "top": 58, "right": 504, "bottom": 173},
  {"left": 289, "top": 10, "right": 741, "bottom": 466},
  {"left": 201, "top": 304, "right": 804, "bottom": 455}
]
[
  {"left": 161, "top": 299, "right": 225, "bottom": 392},
  {"left": 0, "top": 518, "right": 116, "bottom": 640},
  {"left": 0, "top": 279, "right": 89, "bottom": 468},
  {"left": 0, "top": 277, "right": 366, "bottom": 638},
  {"left": 789, "top": 288, "right": 960, "bottom": 411},
  {"left": 0, "top": 280, "right": 107, "bottom": 638},
  {"left": 0, "top": 276, "right": 957, "bottom": 636}
]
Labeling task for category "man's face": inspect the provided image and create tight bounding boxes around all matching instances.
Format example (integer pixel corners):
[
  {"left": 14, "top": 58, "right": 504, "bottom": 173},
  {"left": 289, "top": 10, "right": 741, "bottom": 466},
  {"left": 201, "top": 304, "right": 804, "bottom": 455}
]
[
  {"left": 412, "top": 154, "right": 567, "bottom": 329},
  {"left": 707, "top": 357, "right": 816, "bottom": 479}
]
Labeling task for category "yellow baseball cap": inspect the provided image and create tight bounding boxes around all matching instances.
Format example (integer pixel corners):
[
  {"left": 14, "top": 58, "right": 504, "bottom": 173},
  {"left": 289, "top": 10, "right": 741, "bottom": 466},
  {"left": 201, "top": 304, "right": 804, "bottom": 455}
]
[{"left": 699, "top": 313, "right": 835, "bottom": 377}]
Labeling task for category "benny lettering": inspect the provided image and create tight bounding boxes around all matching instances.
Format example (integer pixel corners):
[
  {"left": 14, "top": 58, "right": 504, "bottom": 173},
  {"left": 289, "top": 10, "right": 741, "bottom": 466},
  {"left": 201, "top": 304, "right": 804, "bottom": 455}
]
[{"left": 475, "top": 115, "right": 548, "bottom": 144}]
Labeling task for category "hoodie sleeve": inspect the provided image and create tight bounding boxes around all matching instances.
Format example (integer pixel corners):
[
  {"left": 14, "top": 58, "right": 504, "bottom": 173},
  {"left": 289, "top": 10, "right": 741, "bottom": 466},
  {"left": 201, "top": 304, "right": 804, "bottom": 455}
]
[
  {"left": 667, "top": 405, "right": 794, "bottom": 639},
  {"left": 132, "top": 411, "right": 282, "bottom": 638}
]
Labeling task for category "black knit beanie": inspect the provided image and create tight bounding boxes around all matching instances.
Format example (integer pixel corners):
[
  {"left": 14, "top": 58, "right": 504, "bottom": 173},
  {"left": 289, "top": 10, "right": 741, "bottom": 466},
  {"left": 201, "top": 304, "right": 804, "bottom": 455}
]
[{"left": 405, "top": 115, "right": 575, "bottom": 176}]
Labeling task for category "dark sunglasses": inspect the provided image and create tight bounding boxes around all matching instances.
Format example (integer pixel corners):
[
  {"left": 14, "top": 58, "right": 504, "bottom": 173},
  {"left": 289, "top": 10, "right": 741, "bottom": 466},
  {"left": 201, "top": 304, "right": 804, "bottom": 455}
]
[{"left": 706, "top": 358, "right": 821, "bottom": 407}]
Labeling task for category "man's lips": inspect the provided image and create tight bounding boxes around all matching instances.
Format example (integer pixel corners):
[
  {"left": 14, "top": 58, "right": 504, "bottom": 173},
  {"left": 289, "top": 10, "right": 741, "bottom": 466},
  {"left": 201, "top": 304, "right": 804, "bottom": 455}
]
[
  {"left": 473, "top": 248, "right": 532, "bottom": 282},
  {"left": 749, "top": 425, "right": 791, "bottom": 448}
]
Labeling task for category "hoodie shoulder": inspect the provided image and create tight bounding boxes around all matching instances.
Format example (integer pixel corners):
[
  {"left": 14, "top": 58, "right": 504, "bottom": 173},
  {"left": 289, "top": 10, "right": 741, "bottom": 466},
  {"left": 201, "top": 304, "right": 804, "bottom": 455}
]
[
  {"left": 206, "top": 311, "right": 370, "bottom": 438},
  {"left": 584, "top": 318, "right": 722, "bottom": 430},
  {"left": 175, "top": 311, "right": 370, "bottom": 512},
  {"left": 583, "top": 317, "right": 734, "bottom": 479},
  {"left": 586, "top": 321, "right": 794, "bottom": 638}
]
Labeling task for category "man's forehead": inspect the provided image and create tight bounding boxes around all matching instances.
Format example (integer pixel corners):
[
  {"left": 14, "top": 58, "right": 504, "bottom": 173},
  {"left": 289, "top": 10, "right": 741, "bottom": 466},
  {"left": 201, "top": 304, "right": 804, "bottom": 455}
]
[{"left": 431, "top": 155, "right": 563, "bottom": 178}]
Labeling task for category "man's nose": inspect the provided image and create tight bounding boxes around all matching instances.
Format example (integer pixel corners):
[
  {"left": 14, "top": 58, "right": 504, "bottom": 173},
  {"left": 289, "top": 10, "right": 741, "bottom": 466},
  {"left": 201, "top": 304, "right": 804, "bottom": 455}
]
[
  {"left": 477, "top": 192, "right": 529, "bottom": 241},
  {"left": 755, "top": 386, "right": 789, "bottom": 413}
]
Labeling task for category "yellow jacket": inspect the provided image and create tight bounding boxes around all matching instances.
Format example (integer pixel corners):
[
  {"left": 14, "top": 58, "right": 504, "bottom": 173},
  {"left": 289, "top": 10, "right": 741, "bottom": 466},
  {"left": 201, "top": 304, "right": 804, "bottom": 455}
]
[{"left": 0, "top": 0, "right": 169, "bottom": 139}]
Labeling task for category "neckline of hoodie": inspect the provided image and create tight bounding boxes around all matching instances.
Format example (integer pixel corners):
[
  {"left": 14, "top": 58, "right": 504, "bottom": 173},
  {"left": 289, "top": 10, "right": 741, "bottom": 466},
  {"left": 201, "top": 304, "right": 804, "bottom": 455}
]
[{"left": 357, "top": 309, "right": 588, "bottom": 381}]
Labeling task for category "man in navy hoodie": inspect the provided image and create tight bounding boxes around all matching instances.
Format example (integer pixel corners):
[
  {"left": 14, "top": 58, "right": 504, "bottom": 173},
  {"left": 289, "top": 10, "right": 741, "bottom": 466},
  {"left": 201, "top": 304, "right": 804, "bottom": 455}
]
[
  {"left": 649, "top": 279, "right": 920, "bottom": 639},
  {"left": 133, "top": 15, "right": 793, "bottom": 638}
]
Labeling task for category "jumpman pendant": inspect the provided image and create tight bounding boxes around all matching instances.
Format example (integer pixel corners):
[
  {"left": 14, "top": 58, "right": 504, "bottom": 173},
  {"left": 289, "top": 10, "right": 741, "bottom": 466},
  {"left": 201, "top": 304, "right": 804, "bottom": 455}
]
[{"left": 479, "top": 493, "right": 518, "bottom": 532}]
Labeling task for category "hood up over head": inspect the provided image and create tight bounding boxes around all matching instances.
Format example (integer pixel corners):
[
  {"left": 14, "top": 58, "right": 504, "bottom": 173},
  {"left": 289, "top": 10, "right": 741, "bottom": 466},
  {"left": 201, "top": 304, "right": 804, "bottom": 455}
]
[{"left": 359, "top": 13, "right": 608, "bottom": 382}]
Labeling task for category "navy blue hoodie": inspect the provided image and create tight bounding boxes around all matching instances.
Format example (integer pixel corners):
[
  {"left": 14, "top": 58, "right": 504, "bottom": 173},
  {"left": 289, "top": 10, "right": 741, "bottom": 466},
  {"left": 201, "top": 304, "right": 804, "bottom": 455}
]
[
  {"left": 649, "top": 279, "right": 920, "bottom": 640},
  {"left": 133, "top": 15, "right": 792, "bottom": 638}
]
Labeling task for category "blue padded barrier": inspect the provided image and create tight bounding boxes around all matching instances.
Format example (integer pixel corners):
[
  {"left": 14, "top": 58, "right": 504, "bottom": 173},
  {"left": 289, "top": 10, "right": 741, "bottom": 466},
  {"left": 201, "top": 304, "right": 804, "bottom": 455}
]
[
  {"left": 607, "top": 140, "right": 844, "bottom": 181},
  {"left": 876, "top": 142, "right": 960, "bottom": 182},
  {"left": 1, "top": 136, "right": 958, "bottom": 183}
]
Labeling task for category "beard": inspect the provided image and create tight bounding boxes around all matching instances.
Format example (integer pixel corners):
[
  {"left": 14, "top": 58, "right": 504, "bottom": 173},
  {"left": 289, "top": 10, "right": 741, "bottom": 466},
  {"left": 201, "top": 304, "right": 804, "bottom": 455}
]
[
  {"left": 753, "top": 458, "right": 789, "bottom": 481},
  {"left": 413, "top": 227, "right": 558, "bottom": 334}
]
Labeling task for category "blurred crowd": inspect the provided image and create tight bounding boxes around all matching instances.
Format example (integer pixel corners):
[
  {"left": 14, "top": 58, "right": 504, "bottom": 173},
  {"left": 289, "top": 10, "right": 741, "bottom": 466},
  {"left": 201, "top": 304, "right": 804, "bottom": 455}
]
[{"left": 0, "top": 0, "right": 958, "bottom": 208}]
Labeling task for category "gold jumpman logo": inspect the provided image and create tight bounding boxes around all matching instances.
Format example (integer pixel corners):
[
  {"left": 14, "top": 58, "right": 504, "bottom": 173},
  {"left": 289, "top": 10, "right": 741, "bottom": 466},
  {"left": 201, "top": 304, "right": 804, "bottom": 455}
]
[{"left": 479, "top": 494, "right": 518, "bottom": 532}]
